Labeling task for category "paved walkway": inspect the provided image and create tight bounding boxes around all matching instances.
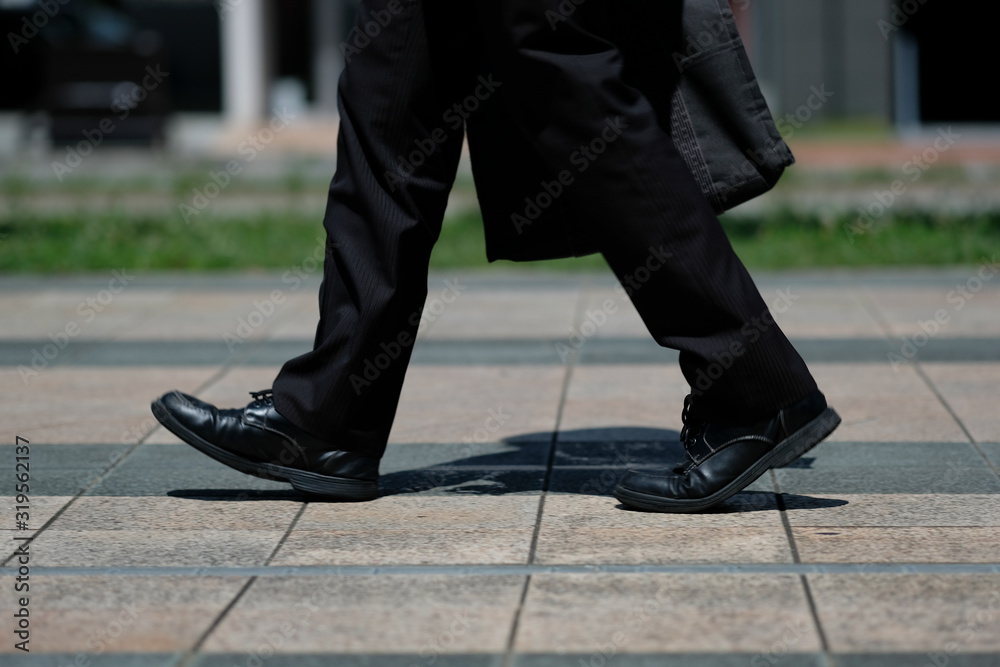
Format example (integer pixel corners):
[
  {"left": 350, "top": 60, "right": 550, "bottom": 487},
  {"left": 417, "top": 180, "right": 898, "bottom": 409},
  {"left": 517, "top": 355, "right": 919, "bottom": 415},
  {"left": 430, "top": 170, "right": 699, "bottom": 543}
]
[{"left": 2, "top": 268, "right": 1000, "bottom": 666}]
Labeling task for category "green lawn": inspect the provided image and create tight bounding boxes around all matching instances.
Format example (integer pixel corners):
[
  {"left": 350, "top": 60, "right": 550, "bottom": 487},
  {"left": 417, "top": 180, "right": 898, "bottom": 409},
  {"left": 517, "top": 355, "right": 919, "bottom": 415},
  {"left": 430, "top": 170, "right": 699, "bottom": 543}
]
[{"left": 1, "top": 207, "right": 997, "bottom": 273}]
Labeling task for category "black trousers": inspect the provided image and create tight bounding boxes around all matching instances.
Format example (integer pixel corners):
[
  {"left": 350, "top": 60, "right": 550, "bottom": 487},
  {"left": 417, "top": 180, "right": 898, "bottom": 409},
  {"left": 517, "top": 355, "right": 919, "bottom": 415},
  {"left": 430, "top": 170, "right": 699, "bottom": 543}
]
[{"left": 271, "top": 0, "right": 818, "bottom": 457}]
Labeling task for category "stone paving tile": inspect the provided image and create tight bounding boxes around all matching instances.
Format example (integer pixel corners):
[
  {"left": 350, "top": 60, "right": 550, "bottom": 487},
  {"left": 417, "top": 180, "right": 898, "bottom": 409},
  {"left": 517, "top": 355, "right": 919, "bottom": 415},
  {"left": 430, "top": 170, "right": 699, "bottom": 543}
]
[
  {"left": 833, "top": 656, "right": 1000, "bottom": 667},
  {"left": 808, "top": 574, "right": 1000, "bottom": 652},
  {"left": 4, "top": 367, "right": 219, "bottom": 445},
  {"left": 794, "top": 527, "right": 1000, "bottom": 563},
  {"left": 553, "top": 440, "right": 683, "bottom": 467},
  {"left": 265, "top": 300, "right": 327, "bottom": 340},
  {"left": 83, "top": 443, "right": 297, "bottom": 497},
  {"left": 196, "top": 657, "right": 501, "bottom": 667},
  {"left": 0, "top": 286, "right": 160, "bottom": 339},
  {"left": 0, "top": 444, "right": 131, "bottom": 496},
  {"left": 769, "top": 288, "right": 885, "bottom": 339},
  {"left": 4, "top": 655, "right": 182, "bottom": 666},
  {"left": 982, "top": 443, "right": 1000, "bottom": 470},
  {"left": 783, "top": 441, "right": 986, "bottom": 469},
  {"left": 558, "top": 365, "right": 690, "bottom": 438},
  {"left": 0, "top": 575, "right": 246, "bottom": 653},
  {"left": 571, "top": 337, "right": 940, "bottom": 365},
  {"left": 783, "top": 493, "right": 1000, "bottom": 526},
  {"left": 0, "top": 496, "right": 72, "bottom": 532},
  {"left": 514, "top": 573, "right": 821, "bottom": 653},
  {"left": 864, "top": 286, "right": 1000, "bottom": 337},
  {"left": 270, "top": 495, "right": 537, "bottom": 566},
  {"left": 810, "top": 364, "right": 969, "bottom": 442},
  {"left": 576, "top": 289, "right": 646, "bottom": 339},
  {"left": 513, "top": 656, "right": 823, "bottom": 667},
  {"left": 776, "top": 467, "right": 1000, "bottom": 496},
  {"left": 388, "top": 366, "right": 565, "bottom": 445},
  {"left": 580, "top": 285, "right": 885, "bottom": 339},
  {"left": 120, "top": 290, "right": 314, "bottom": 341},
  {"left": 409, "top": 338, "right": 570, "bottom": 365},
  {"left": 922, "top": 363, "right": 1000, "bottom": 443},
  {"left": 271, "top": 528, "right": 533, "bottom": 566},
  {"left": 24, "top": 529, "right": 286, "bottom": 567},
  {"left": 418, "top": 288, "right": 580, "bottom": 340},
  {"left": 546, "top": 466, "right": 775, "bottom": 498},
  {"left": 773, "top": 442, "right": 1000, "bottom": 495},
  {"left": 46, "top": 496, "right": 302, "bottom": 531},
  {"left": 66, "top": 340, "right": 243, "bottom": 367},
  {"left": 293, "top": 495, "right": 538, "bottom": 530},
  {"left": 533, "top": 495, "right": 792, "bottom": 565},
  {"left": 379, "top": 468, "right": 547, "bottom": 497},
  {"left": 201, "top": 575, "right": 524, "bottom": 653},
  {"left": 380, "top": 441, "right": 550, "bottom": 473}
]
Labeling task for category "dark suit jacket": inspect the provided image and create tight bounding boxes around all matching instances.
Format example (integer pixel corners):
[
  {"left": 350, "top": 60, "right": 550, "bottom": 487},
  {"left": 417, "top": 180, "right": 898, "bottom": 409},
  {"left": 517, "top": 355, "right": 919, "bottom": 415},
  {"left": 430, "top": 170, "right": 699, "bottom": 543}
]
[{"left": 465, "top": 0, "right": 794, "bottom": 262}]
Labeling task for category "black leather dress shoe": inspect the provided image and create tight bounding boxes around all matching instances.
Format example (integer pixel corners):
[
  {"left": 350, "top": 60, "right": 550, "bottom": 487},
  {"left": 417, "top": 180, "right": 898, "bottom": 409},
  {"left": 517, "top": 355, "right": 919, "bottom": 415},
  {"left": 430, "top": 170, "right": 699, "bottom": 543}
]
[
  {"left": 151, "top": 389, "right": 379, "bottom": 501},
  {"left": 614, "top": 390, "right": 840, "bottom": 513}
]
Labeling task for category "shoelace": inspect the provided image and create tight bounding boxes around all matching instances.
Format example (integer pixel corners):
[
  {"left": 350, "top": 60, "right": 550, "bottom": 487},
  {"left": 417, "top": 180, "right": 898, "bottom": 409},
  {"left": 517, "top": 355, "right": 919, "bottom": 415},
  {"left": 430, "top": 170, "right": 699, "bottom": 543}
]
[
  {"left": 249, "top": 389, "right": 274, "bottom": 406},
  {"left": 679, "top": 394, "right": 708, "bottom": 464}
]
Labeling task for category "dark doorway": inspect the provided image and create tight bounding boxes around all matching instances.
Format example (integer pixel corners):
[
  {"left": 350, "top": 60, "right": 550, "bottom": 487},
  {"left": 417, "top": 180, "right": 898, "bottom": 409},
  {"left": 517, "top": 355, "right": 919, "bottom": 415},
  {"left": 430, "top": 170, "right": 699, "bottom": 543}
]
[{"left": 908, "top": 2, "right": 1000, "bottom": 123}]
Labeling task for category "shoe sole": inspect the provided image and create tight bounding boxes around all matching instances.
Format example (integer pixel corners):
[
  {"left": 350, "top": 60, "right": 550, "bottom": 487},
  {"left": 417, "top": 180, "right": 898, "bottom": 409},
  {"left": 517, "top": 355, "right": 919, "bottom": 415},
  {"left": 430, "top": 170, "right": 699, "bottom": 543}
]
[
  {"left": 151, "top": 399, "right": 379, "bottom": 501},
  {"left": 613, "top": 407, "right": 841, "bottom": 513}
]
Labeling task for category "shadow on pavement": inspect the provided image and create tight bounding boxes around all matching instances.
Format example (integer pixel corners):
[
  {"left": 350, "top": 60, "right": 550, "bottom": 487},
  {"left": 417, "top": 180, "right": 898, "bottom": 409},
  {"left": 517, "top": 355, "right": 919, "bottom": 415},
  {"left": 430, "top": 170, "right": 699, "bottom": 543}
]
[{"left": 168, "top": 427, "right": 846, "bottom": 513}]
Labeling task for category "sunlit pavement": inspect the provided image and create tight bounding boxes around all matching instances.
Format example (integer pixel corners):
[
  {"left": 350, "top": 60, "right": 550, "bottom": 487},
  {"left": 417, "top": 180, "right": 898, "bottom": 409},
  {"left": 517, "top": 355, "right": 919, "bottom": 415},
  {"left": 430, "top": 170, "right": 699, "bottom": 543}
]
[{"left": 2, "top": 267, "right": 999, "bottom": 665}]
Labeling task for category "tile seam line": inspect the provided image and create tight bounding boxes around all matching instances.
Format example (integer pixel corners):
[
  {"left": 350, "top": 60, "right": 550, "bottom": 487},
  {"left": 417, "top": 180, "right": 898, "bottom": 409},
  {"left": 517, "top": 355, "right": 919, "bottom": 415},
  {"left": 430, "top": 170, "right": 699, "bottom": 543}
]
[
  {"left": 502, "top": 285, "right": 585, "bottom": 667},
  {"left": 0, "top": 356, "right": 241, "bottom": 567},
  {"left": 857, "top": 278, "right": 999, "bottom": 478},
  {"left": 8, "top": 563, "right": 1000, "bottom": 576},
  {"left": 773, "top": 473, "right": 833, "bottom": 660},
  {"left": 177, "top": 504, "right": 310, "bottom": 665},
  {"left": 912, "top": 361, "right": 1000, "bottom": 479}
]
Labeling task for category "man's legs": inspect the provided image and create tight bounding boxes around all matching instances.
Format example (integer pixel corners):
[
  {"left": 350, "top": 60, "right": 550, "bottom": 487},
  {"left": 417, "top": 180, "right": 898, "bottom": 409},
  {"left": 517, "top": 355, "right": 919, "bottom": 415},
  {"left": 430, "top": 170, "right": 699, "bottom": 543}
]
[
  {"left": 470, "top": 0, "right": 817, "bottom": 422},
  {"left": 152, "top": 0, "right": 481, "bottom": 498},
  {"left": 271, "top": 0, "right": 478, "bottom": 457},
  {"left": 468, "top": 0, "right": 838, "bottom": 510}
]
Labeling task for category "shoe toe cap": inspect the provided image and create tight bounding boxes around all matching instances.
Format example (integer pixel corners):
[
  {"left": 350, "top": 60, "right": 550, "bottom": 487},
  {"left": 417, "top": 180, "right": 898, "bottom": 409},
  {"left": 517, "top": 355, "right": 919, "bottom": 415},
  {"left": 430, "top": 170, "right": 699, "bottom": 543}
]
[{"left": 153, "top": 390, "right": 219, "bottom": 429}]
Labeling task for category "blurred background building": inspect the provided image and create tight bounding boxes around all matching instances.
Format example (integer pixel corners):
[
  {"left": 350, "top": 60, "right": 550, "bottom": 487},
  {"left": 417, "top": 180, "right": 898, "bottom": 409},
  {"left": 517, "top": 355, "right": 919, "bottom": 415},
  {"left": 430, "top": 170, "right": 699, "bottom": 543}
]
[{"left": 0, "top": 0, "right": 997, "bottom": 157}]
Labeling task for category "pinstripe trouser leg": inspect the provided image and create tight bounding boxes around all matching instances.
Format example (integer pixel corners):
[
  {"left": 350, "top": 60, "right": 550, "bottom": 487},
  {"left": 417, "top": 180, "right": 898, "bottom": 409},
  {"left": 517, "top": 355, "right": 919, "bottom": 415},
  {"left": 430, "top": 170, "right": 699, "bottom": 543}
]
[{"left": 272, "top": 0, "right": 479, "bottom": 456}]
